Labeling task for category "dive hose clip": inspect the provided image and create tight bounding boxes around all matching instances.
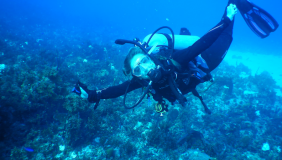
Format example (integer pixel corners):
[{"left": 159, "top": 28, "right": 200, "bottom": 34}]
[{"left": 155, "top": 100, "right": 169, "bottom": 115}]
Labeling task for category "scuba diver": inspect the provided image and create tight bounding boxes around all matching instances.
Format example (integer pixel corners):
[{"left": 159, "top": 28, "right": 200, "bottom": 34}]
[{"left": 72, "top": 0, "right": 279, "bottom": 114}]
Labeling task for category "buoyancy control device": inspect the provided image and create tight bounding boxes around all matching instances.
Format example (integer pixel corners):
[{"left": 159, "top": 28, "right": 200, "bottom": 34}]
[{"left": 115, "top": 26, "right": 211, "bottom": 114}]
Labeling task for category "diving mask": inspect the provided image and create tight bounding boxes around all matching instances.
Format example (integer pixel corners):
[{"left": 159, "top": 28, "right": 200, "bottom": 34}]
[{"left": 131, "top": 55, "right": 156, "bottom": 79}]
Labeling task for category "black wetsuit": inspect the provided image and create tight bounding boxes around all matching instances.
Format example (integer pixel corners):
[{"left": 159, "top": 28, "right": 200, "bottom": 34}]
[{"left": 88, "top": 10, "right": 234, "bottom": 104}]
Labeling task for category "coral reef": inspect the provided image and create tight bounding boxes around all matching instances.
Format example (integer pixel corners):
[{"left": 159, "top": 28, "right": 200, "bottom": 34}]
[{"left": 1, "top": 16, "right": 281, "bottom": 160}]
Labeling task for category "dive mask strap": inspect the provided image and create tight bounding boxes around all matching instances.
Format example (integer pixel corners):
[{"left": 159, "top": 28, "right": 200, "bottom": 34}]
[{"left": 148, "top": 43, "right": 159, "bottom": 55}]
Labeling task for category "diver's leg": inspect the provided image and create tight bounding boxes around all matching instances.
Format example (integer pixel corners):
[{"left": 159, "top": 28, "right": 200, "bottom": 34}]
[{"left": 201, "top": 1, "right": 235, "bottom": 72}]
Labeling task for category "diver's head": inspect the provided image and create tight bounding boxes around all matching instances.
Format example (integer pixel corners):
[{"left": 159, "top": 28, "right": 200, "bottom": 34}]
[
  {"left": 130, "top": 54, "right": 156, "bottom": 79},
  {"left": 123, "top": 47, "right": 156, "bottom": 79}
]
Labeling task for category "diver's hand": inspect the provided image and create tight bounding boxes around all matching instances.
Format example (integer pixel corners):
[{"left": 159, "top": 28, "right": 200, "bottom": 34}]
[
  {"left": 80, "top": 87, "right": 88, "bottom": 99},
  {"left": 227, "top": 4, "right": 238, "bottom": 21},
  {"left": 72, "top": 81, "right": 89, "bottom": 99}
]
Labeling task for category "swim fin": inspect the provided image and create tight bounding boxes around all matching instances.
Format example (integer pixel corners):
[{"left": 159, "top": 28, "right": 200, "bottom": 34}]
[{"left": 237, "top": 0, "right": 279, "bottom": 38}]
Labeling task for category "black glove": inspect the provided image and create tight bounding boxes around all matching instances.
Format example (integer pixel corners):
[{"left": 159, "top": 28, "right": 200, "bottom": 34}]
[
  {"left": 72, "top": 81, "right": 81, "bottom": 96},
  {"left": 72, "top": 81, "right": 101, "bottom": 110}
]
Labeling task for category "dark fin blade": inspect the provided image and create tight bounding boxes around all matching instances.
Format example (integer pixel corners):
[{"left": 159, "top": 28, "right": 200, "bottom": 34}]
[
  {"left": 243, "top": 12, "right": 269, "bottom": 38},
  {"left": 238, "top": 0, "right": 279, "bottom": 38},
  {"left": 256, "top": 7, "right": 279, "bottom": 32}
]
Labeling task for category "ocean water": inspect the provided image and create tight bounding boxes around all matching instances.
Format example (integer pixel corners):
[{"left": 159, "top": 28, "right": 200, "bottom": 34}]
[{"left": 0, "top": 0, "right": 281, "bottom": 159}]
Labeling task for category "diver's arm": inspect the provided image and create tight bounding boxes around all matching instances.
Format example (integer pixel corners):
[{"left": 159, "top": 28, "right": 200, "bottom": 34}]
[
  {"left": 143, "top": 5, "right": 236, "bottom": 50},
  {"left": 80, "top": 80, "right": 142, "bottom": 103},
  {"left": 172, "top": 4, "right": 237, "bottom": 64},
  {"left": 95, "top": 80, "right": 142, "bottom": 100}
]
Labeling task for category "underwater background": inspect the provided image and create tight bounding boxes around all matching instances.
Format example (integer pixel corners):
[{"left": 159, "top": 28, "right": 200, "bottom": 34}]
[{"left": 0, "top": 0, "right": 282, "bottom": 159}]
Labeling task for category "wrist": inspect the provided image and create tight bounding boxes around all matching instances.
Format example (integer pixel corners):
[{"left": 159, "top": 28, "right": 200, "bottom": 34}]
[
  {"left": 227, "top": 14, "right": 234, "bottom": 21},
  {"left": 222, "top": 16, "right": 232, "bottom": 24},
  {"left": 88, "top": 90, "right": 102, "bottom": 103},
  {"left": 80, "top": 87, "right": 88, "bottom": 99}
]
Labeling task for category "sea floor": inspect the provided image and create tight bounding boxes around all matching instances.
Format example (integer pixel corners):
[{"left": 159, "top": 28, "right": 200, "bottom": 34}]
[{"left": 224, "top": 50, "right": 282, "bottom": 96}]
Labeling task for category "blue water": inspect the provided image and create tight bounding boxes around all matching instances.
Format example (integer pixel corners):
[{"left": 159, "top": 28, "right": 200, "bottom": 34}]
[
  {"left": 1, "top": 0, "right": 282, "bottom": 159},
  {"left": 1, "top": 0, "right": 281, "bottom": 54}
]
